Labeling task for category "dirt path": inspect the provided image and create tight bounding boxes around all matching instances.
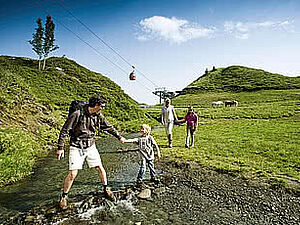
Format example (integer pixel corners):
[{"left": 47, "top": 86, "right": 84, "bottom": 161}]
[{"left": 149, "top": 160, "right": 300, "bottom": 225}]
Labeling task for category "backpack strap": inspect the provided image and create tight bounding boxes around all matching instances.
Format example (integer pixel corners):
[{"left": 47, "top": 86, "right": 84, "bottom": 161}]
[{"left": 70, "top": 107, "right": 86, "bottom": 136}]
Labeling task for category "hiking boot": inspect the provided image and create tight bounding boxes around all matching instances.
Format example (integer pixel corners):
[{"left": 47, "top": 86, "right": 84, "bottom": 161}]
[
  {"left": 59, "top": 194, "right": 68, "bottom": 210},
  {"left": 104, "top": 188, "right": 115, "bottom": 201}
]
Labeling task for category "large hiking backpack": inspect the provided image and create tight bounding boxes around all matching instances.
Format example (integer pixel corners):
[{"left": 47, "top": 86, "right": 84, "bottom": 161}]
[
  {"left": 68, "top": 100, "right": 87, "bottom": 117},
  {"left": 68, "top": 100, "right": 88, "bottom": 137}
]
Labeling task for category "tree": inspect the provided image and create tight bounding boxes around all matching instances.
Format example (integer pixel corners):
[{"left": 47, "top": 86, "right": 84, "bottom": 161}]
[
  {"left": 42, "top": 15, "right": 59, "bottom": 70},
  {"left": 29, "top": 18, "right": 44, "bottom": 70}
]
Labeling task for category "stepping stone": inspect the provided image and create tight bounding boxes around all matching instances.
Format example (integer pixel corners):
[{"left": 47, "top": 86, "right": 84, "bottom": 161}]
[{"left": 137, "top": 188, "right": 151, "bottom": 199}]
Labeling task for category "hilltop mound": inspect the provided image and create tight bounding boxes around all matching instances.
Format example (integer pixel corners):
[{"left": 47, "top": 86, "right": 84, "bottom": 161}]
[{"left": 181, "top": 66, "right": 300, "bottom": 94}]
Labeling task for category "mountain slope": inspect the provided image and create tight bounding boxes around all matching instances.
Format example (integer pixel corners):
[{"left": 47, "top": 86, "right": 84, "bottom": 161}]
[
  {"left": 181, "top": 66, "right": 300, "bottom": 94},
  {"left": 0, "top": 56, "right": 145, "bottom": 121}
]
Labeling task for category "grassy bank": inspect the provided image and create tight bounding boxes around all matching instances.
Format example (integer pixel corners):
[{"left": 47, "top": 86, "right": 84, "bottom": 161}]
[
  {"left": 0, "top": 128, "right": 40, "bottom": 185},
  {"left": 153, "top": 118, "right": 299, "bottom": 182}
]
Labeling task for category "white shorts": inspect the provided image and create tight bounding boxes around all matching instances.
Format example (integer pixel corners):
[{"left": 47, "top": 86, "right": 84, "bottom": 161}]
[
  {"left": 69, "top": 144, "right": 102, "bottom": 170},
  {"left": 164, "top": 122, "right": 174, "bottom": 135}
]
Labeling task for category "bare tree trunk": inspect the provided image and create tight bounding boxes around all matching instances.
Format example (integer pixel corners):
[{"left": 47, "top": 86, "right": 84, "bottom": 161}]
[
  {"left": 42, "top": 57, "right": 46, "bottom": 70},
  {"left": 38, "top": 58, "right": 41, "bottom": 70}
]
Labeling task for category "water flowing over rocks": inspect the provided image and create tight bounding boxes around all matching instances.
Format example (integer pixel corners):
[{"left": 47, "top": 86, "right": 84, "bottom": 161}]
[
  {"left": 2, "top": 159, "right": 300, "bottom": 224},
  {"left": 2, "top": 183, "right": 154, "bottom": 224}
]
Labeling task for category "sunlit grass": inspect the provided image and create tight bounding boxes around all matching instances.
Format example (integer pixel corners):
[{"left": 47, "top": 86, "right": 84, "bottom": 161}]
[
  {"left": 0, "top": 128, "right": 40, "bottom": 185},
  {"left": 152, "top": 118, "right": 300, "bottom": 187}
]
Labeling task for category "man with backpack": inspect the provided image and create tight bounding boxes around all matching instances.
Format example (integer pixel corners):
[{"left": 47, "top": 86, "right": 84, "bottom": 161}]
[{"left": 56, "top": 95, "right": 125, "bottom": 210}]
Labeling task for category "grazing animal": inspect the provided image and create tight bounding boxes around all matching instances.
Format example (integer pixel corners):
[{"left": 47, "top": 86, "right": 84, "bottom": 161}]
[
  {"left": 212, "top": 101, "right": 224, "bottom": 107},
  {"left": 225, "top": 100, "right": 238, "bottom": 107}
]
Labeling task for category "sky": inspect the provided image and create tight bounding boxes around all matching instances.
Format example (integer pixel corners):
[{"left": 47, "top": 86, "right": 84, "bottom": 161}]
[{"left": 1, "top": 0, "right": 300, "bottom": 104}]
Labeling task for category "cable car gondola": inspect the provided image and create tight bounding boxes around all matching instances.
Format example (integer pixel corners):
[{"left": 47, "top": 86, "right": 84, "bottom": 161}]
[{"left": 129, "top": 66, "right": 136, "bottom": 80}]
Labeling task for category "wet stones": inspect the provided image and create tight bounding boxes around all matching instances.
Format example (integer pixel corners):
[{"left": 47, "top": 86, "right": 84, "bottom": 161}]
[
  {"left": 153, "top": 186, "right": 167, "bottom": 196},
  {"left": 137, "top": 188, "right": 151, "bottom": 199},
  {"left": 149, "top": 160, "right": 300, "bottom": 225},
  {"left": 3, "top": 159, "right": 300, "bottom": 224},
  {"left": 2, "top": 181, "right": 162, "bottom": 224}
]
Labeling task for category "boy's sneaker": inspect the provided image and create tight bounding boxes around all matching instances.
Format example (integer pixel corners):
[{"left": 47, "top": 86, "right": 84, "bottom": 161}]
[
  {"left": 185, "top": 144, "right": 189, "bottom": 148},
  {"left": 104, "top": 188, "right": 115, "bottom": 201},
  {"left": 136, "top": 180, "right": 144, "bottom": 188},
  {"left": 136, "top": 179, "right": 142, "bottom": 185},
  {"left": 150, "top": 177, "right": 159, "bottom": 184},
  {"left": 59, "top": 194, "right": 68, "bottom": 210}
]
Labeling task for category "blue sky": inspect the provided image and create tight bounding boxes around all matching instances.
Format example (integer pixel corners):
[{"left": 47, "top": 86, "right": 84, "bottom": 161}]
[{"left": 1, "top": 0, "right": 299, "bottom": 104}]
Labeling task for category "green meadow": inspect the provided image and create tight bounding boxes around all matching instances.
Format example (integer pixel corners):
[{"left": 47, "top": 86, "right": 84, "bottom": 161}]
[{"left": 150, "top": 89, "right": 300, "bottom": 190}]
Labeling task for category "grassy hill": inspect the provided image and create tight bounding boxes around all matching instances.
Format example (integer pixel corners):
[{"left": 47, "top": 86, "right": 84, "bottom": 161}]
[
  {"left": 182, "top": 66, "right": 300, "bottom": 94},
  {"left": 0, "top": 55, "right": 156, "bottom": 186}
]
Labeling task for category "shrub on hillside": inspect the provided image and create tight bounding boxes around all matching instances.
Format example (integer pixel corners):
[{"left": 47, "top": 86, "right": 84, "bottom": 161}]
[{"left": 0, "top": 128, "right": 40, "bottom": 186}]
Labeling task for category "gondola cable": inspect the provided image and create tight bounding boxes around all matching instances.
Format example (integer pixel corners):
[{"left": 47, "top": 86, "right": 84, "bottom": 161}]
[
  {"left": 30, "top": 0, "right": 154, "bottom": 93},
  {"left": 54, "top": 0, "right": 159, "bottom": 87}
]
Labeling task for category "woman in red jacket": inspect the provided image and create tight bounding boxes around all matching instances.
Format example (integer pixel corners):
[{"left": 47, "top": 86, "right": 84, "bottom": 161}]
[{"left": 178, "top": 107, "right": 198, "bottom": 148}]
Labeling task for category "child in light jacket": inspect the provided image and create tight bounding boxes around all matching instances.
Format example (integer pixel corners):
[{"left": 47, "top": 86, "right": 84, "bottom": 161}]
[{"left": 124, "top": 124, "right": 161, "bottom": 183}]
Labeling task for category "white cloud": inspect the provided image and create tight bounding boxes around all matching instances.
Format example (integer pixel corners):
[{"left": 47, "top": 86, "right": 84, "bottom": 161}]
[
  {"left": 224, "top": 20, "right": 294, "bottom": 39},
  {"left": 279, "top": 20, "right": 290, "bottom": 26},
  {"left": 236, "top": 33, "right": 249, "bottom": 40},
  {"left": 137, "top": 16, "right": 215, "bottom": 44}
]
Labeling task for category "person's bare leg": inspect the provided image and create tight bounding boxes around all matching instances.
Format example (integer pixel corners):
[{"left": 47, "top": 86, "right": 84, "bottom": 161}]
[
  {"left": 95, "top": 165, "right": 107, "bottom": 185},
  {"left": 95, "top": 165, "right": 114, "bottom": 200},
  {"left": 63, "top": 169, "right": 78, "bottom": 193},
  {"left": 191, "top": 133, "right": 194, "bottom": 147},
  {"left": 186, "top": 126, "right": 190, "bottom": 148},
  {"left": 60, "top": 169, "right": 78, "bottom": 209}
]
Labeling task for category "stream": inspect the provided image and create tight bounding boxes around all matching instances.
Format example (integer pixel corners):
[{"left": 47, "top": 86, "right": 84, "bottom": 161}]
[{"left": 0, "top": 133, "right": 158, "bottom": 224}]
